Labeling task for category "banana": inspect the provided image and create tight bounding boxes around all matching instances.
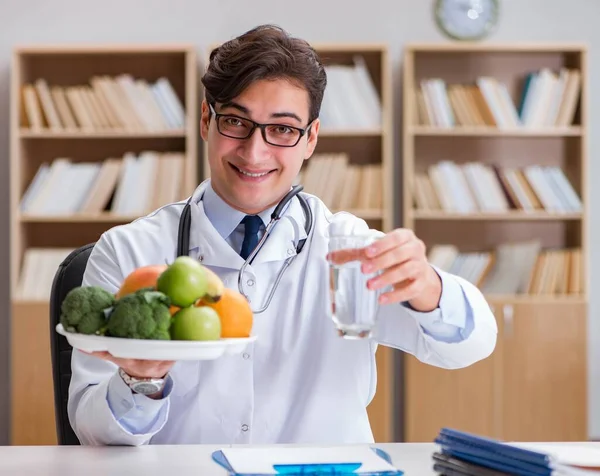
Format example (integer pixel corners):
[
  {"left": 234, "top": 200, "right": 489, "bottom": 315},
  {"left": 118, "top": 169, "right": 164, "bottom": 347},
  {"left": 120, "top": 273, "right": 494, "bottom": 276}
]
[{"left": 202, "top": 266, "right": 225, "bottom": 303}]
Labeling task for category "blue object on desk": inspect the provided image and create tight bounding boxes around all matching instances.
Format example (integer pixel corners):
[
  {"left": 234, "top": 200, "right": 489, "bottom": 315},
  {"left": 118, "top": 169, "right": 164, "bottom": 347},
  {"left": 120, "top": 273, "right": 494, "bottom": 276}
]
[
  {"left": 434, "top": 428, "right": 554, "bottom": 476},
  {"left": 211, "top": 447, "right": 403, "bottom": 475}
]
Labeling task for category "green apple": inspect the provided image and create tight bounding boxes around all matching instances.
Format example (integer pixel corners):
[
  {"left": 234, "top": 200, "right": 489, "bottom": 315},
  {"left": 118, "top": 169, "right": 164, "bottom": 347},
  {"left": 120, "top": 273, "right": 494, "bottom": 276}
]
[
  {"left": 170, "top": 306, "right": 221, "bottom": 341},
  {"left": 156, "top": 256, "right": 207, "bottom": 307}
]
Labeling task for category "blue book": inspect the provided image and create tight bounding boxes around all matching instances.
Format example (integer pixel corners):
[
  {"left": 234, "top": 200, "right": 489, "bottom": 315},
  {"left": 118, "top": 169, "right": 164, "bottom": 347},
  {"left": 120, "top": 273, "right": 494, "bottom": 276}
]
[{"left": 434, "top": 428, "right": 554, "bottom": 476}]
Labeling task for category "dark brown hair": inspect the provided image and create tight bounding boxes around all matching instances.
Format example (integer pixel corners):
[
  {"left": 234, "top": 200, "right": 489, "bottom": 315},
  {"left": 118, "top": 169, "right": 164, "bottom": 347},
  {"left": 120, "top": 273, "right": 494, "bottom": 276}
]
[{"left": 201, "top": 24, "right": 327, "bottom": 124}]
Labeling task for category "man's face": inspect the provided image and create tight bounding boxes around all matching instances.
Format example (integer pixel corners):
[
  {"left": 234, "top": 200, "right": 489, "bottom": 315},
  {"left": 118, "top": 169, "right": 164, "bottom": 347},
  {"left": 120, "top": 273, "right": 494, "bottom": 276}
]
[{"left": 200, "top": 78, "right": 320, "bottom": 215}]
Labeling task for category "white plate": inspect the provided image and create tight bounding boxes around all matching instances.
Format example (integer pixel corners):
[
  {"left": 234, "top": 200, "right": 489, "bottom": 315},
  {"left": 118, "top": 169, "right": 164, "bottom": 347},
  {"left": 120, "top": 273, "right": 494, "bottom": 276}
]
[{"left": 55, "top": 324, "right": 257, "bottom": 361}]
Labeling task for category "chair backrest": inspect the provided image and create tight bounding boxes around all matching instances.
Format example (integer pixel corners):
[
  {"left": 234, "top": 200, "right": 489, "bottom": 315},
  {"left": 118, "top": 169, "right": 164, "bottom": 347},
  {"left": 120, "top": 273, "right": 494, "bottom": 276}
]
[{"left": 49, "top": 243, "right": 95, "bottom": 445}]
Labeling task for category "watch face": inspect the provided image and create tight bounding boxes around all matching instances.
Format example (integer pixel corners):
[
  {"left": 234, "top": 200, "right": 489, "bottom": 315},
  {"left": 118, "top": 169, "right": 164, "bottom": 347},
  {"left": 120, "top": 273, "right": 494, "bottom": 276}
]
[
  {"left": 435, "top": 0, "right": 499, "bottom": 41},
  {"left": 132, "top": 381, "right": 162, "bottom": 395}
]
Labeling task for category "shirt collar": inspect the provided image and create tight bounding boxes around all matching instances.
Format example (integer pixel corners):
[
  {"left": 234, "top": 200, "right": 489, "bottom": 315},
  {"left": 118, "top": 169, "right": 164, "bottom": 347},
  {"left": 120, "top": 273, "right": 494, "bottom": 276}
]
[
  {"left": 201, "top": 180, "right": 280, "bottom": 241},
  {"left": 187, "top": 179, "right": 309, "bottom": 264}
]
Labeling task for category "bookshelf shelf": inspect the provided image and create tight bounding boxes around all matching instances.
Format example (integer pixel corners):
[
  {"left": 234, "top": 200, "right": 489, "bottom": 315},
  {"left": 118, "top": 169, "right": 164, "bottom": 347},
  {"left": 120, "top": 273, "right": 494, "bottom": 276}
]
[
  {"left": 318, "top": 128, "right": 383, "bottom": 137},
  {"left": 9, "top": 44, "right": 198, "bottom": 446},
  {"left": 330, "top": 208, "right": 384, "bottom": 220},
  {"left": 19, "top": 213, "right": 144, "bottom": 223},
  {"left": 18, "top": 129, "right": 187, "bottom": 139},
  {"left": 485, "top": 294, "right": 586, "bottom": 304},
  {"left": 402, "top": 43, "right": 588, "bottom": 444},
  {"left": 412, "top": 211, "right": 583, "bottom": 221},
  {"left": 409, "top": 126, "right": 583, "bottom": 137}
]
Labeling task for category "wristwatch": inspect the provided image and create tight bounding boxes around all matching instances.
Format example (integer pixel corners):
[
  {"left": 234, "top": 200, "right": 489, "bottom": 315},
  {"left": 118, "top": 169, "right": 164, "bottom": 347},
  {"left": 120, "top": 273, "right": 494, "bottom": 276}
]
[{"left": 118, "top": 368, "right": 167, "bottom": 396}]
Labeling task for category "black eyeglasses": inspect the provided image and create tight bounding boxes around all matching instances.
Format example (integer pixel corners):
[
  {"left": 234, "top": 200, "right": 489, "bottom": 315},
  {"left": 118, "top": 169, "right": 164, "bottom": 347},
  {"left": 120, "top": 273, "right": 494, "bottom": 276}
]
[{"left": 209, "top": 104, "right": 312, "bottom": 148}]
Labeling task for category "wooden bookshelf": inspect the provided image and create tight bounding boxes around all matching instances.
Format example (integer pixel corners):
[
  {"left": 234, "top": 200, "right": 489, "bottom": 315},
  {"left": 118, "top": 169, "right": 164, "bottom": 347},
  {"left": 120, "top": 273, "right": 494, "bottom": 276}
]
[
  {"left": 201, "top": 43, "right": 395, "bottom": 442},
  {"left": 9, "top": 44, "right": 198, "bottom": 445},
  {"left": 401, "top": 43, "right": 588, "bottom": 443}
]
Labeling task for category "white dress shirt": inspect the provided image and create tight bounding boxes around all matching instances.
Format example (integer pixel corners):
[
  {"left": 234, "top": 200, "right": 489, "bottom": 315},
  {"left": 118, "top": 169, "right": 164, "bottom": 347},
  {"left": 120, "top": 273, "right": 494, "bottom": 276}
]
[{"left": 68, "top": 180, "right": 498, "bottom": 446}]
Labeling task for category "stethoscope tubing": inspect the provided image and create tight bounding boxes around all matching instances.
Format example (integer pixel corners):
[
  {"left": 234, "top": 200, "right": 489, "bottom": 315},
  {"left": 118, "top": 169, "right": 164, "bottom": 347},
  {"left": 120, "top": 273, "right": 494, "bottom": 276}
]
[{"left": 176, "top": 185, "right": 313, "bottom": 313}]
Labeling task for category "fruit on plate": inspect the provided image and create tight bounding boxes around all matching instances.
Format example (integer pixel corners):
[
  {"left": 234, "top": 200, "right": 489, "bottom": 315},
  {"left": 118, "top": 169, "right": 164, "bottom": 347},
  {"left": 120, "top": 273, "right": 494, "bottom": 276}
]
[
  {"left": 156, "top": 256, "right": 208, "bottom": 308},
  {"left": 198, "top": 288, "right": 253, "bottom": 338},
  {"left": 60, "top": 286, "right": 115, "bottom": 335},
  {"left": 170, "top": 305, "right": 221, "bottom": 341},
  {"left": 202, "top": 266, "right": 225, "bottom": 303},
  {"left": 116, "top": 265, "right": 167, "bottom": 298},
  {"left": 105, "top": 287, "right": 172, "bottom": 340},
  {"left": 116, "top": 264, "right": 179, "bottom": 315}
]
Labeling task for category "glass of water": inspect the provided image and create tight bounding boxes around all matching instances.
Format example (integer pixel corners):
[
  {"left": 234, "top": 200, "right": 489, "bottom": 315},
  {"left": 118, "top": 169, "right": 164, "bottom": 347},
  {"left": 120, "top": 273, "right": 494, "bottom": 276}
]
[{"left": 328, "top": 233, "right": 382, "bottom": 339}]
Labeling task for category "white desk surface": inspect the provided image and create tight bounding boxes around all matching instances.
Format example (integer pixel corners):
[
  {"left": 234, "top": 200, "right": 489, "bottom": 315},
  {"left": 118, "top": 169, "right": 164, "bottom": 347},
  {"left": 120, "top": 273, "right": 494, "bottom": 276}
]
[{"left": 0, "top": 441, "right": 599, "bottom": 475}]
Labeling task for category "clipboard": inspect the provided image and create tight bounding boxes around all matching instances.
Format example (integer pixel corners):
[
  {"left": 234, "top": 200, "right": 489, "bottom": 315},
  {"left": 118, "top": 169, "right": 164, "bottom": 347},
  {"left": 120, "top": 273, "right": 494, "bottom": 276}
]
[{"left": 211, "top": 446, "right": 404, "bottom": 475}]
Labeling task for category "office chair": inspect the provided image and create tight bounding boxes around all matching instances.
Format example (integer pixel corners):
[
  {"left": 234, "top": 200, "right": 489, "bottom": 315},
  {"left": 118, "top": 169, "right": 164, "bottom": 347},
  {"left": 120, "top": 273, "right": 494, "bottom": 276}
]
[{"left": 49, "top": 243, "right": 95, "bottom": 445}]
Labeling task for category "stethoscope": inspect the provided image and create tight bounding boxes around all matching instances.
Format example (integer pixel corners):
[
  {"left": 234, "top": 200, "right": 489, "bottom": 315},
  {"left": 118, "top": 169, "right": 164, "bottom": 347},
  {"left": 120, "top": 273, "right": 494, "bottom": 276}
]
[{"left": 176, "top": 185, "right": 313, "bottom": 313}]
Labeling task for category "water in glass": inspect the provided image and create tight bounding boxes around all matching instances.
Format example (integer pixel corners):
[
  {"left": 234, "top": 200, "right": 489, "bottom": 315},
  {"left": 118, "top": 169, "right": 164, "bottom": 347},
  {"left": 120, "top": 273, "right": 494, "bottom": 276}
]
[{"left": 328, "top": 234, "right": 382, "bottom": 339}]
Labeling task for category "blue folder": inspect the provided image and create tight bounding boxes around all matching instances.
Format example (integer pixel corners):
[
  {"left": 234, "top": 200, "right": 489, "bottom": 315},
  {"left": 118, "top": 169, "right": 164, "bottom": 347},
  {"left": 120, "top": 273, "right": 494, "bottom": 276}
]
[
  {"left": 434, "top": 428, "right": 555, "bottom": 476},
  {"left": 212, "top": 447, "right": 404, "bottom": 475}
]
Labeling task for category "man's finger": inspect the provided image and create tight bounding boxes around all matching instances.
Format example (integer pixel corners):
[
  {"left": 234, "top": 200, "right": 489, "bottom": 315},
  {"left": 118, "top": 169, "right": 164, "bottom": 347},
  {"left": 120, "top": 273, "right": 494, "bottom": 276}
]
[
  {"left": 379, "top": 278, "right": 423, "bottom": 304},
  {"left": 367, "top": 261, "right": 420, "bottom": 290},
  {"left": 326, "top": 247, "right": 367, "bottom": 265},
  {"left": 362, "top": 240, "right": 421, "bottom": 274},
  {"left": 363, "top": 229, "right": 415, "bottom": 258}
]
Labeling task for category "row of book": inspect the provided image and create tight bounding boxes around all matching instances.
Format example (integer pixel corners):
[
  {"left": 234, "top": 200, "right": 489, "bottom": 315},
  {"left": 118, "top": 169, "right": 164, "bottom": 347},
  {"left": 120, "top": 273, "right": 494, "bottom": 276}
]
[
  {"left": 16, "top": 248, "right": 74, "bottom": 301},
  {"left": 428, "top": 240, "right": 582, "bottom": 295},
  {"left": 414, "top": 160, "right": 582, "bottom": 213},
  {"left": 416, "top": 68, "right": 581, "bottom": 128},
  {"left": 19, "top": 152, "right": 187, "bottom": 216},
  {"left": 16, "top": 239, "right": 582, "bottom": 301},
  {"left": 21, "top": 76, "right": 185, "bottom": 132},
  {"left": 295, "top": 153, "right": 383, "bottom": 211},
  {"left": 319, "top": 56, "right": 382, "bottom": 130}
]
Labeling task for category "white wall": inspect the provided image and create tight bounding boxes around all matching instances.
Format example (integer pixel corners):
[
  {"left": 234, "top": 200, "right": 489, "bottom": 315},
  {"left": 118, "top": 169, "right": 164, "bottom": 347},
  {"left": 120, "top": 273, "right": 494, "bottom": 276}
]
[{"left": 0, "top": 0, "right": 599, "bottom": 443}]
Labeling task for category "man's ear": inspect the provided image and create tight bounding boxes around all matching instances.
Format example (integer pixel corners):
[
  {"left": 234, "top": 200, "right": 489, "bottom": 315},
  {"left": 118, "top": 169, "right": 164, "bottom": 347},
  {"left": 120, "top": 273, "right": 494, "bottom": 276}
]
[
  {"left": 200, "top": 99, "right": 210, "bottom": 141},
  {"left": 303, "top": 118, "right": 320, "bottom": 160}
]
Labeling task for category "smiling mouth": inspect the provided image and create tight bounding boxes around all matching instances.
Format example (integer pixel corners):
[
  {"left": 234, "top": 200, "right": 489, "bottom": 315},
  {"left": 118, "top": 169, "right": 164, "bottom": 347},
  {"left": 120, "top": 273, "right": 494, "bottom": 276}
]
[{"left": 229, "top": 163, "right": 276, "bottom": 178}]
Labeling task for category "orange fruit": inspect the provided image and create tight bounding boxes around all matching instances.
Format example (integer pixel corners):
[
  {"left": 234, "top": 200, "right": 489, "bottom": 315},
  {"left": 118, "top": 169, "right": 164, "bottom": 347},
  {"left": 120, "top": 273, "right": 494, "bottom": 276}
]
[
  {"left": 116, "top": 264, "right": 179, "bottom": 315},
  {"left": 197, "top": 288, "right": 253, "bottom": 338}
]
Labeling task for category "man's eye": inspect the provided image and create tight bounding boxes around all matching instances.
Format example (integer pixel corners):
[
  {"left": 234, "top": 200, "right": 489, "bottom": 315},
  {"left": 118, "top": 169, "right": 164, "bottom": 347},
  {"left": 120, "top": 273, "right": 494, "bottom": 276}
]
[
  {"left": 225, "top": 117, "right": 245, "bottom": 127},
  {"left": 272, "top": 126, "right": 293, "bottom": 134}
]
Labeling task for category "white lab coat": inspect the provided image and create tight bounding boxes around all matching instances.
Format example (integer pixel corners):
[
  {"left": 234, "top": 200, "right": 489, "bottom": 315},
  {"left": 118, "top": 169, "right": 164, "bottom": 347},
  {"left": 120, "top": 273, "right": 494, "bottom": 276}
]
[{"left": 68, "top": 180, "right": 497, "bottom": 446}]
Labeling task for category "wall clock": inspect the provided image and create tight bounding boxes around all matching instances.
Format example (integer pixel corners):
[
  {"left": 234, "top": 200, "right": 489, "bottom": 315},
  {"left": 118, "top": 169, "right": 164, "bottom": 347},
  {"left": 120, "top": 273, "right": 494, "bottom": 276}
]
[{"left": 435, "top": 0, "right": 500, "bottom": 41}]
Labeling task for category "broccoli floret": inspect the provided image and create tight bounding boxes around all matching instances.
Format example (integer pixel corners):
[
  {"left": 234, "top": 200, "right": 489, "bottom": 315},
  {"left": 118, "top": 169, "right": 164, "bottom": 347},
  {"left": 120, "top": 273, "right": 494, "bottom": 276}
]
[
  {"left": 106, "top": 287, "right": 172, "bottom": 340},
  {"left": 60, "top": 286, "right": 115, "bottom": 335}
]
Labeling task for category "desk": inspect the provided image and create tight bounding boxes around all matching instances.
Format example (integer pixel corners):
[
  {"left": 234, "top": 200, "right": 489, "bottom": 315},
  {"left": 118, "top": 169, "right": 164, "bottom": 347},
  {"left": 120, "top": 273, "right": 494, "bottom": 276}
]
[
  {"left": 0, "top": 442, "right": 599, "bottom": 475},
  {"left": 0, "top": 443, "right": 432, "bottom": 475}
]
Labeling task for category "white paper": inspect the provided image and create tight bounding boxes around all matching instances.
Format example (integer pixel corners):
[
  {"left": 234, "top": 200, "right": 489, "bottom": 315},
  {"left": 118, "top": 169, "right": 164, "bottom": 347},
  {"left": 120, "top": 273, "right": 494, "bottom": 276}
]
[
  {"left": 509, "top": 442, "right": 600, "bottom": 468},
  {"left": 220, "top": 446, "right": 398, "bottom": 474}
]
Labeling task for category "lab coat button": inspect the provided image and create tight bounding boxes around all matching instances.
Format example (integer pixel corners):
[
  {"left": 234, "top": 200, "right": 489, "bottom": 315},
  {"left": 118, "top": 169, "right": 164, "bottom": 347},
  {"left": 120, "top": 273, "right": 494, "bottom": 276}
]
[
  {"left": 247, "top": 278, "right": 255, "bottom": 287},
  {"left": 241, "top": 424, "right": 249, "bottom": 432},
  {"left": 287, "top": 248, "right": 294, "bottom": 256},
  {"left": 243, "top": 353, "right": 250, "bottom": 360}
]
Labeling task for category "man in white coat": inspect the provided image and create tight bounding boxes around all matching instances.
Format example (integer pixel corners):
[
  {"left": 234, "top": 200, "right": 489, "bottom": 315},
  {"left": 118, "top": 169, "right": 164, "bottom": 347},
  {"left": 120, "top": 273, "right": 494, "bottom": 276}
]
[{"left": 68, "top": 24, "right": 497, "bottom": 446}]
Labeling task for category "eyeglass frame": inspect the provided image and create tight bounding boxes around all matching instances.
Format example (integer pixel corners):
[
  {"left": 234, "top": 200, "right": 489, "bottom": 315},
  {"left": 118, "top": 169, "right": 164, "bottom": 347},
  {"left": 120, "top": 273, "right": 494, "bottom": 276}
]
[{"left": 208, "top": 103, "right": 314, "bottom": 148}]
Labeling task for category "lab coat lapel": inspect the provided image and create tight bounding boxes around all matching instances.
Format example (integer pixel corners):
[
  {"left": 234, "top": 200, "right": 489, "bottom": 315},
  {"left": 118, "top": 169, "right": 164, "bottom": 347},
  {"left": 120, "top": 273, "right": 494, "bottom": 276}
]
[{"left": 186, "top": 181, "right": 246, "bottom": 270}]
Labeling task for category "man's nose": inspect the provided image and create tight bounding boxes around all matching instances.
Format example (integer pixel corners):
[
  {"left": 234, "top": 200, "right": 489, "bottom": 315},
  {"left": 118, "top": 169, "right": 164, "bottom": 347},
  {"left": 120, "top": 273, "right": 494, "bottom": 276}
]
[{"left": 241, "top": 127, "right": 270, "bottom": 161}]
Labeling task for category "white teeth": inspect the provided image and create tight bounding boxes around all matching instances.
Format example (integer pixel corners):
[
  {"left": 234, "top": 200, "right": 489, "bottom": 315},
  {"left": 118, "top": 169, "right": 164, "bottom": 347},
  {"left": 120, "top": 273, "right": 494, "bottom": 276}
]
[{"left": 236, "top": 166, "right": 269, "bottom": 177}]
